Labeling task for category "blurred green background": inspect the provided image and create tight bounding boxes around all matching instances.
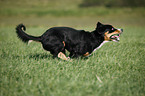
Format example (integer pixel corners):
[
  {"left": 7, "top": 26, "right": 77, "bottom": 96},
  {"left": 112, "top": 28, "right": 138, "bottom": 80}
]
[{"left": 0, "top": 0, "right": 145, "bottom": 27}]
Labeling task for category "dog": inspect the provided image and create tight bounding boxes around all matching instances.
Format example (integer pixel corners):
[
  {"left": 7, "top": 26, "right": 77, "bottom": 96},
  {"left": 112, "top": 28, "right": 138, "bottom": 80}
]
[{"left": 16, "top": 22, "right": 123, "bottom": 60}]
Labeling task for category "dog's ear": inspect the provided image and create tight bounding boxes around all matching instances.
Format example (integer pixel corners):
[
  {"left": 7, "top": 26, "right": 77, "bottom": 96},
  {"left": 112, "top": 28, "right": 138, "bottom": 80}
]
[
  {"left": 96, "top": 22, "right": 105, "bottom": 34},
  {"left": 96, "top": 22, "right": 103, "bottom": 28}
]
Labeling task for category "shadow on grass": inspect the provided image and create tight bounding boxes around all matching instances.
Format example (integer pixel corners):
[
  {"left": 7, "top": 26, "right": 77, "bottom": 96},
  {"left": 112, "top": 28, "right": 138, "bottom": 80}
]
[
  {"left": 29, "top": 53, "right": 52, "bottom": 60},
  {"left": 28, "top": 53, "right": 90, "bottom": 60}
]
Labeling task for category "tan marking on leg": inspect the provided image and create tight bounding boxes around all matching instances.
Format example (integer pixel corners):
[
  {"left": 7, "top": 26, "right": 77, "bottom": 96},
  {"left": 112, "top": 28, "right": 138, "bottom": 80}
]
[
  {"left": 84, "top": 52, "right": 90, "bottom": 57},
  {"left": 58, "top": 52, "right": 68, "bottom": 60},
  {"left": 28, "top": 40, "right": 33, "bottom": 45},
  {"left": 63, "top": 41, "right": 65, "bottom": 47},
  {"left": 21, "top": 27, "right": 24, "bottom": 31},
  {"left": 28, "top": 40, "right": 41, "bottom": 45}
]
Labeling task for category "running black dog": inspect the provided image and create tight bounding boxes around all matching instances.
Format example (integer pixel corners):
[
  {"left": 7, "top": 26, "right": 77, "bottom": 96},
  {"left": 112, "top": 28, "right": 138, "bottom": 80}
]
[{"left": 16, "top": 22, "right": 123, "bottom": 60}]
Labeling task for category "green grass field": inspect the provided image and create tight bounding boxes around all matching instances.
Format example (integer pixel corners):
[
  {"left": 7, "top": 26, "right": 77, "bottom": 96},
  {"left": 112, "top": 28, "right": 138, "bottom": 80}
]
[
  {"left": 0, "top": 0, "right": 145, "bottom": 96},
  {"left": 0, "top": 26, "right": 145, "bottom": 96}
]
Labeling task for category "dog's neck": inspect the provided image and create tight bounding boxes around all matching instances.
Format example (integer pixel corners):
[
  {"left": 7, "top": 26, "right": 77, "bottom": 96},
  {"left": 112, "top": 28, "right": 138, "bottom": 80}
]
[
  {"left": 90, "top": 30, "right": 106, "bottom": 51},
  {"left": 91, "top": 30, "right": 104, "bottom": 42}
]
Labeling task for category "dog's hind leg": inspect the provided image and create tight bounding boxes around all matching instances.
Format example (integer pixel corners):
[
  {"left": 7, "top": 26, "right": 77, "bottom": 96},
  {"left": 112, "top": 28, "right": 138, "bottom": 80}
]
[
  {"left": 61, "top": 49, "right": 66, "bottom": 55},
  {"left": 58, "top": 52, "right": 68, "bottom": 60},
  {"left": 51, "top": 49, "right": 68, "bottom": 60},
  {"left": 44, "top": 41, "right": 68, "bottom": 60},
  {"left": 69, "top": 51, "right": 80, "bottom": 58}
]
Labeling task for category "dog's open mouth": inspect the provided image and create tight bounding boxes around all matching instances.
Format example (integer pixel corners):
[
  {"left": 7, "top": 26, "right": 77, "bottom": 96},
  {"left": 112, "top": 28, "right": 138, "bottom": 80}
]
[{"left": 110, "top": 34, "right": 121, "bottom": 42}]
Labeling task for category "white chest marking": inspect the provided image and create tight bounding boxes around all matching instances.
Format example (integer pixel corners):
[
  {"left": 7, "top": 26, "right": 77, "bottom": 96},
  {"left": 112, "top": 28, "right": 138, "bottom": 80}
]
[
  {"left": 84, "top": 41, "right": 109, "bottom": 57},
  {"left": 93, "top": 41, "right": 109, "bottom": 52},
  {"left": 86, "top": 41, "right": 109, "bottom": 57}
]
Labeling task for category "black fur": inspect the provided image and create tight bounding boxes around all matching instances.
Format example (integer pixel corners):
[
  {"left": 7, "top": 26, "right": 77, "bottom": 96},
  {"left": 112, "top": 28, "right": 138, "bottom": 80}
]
[
  {"left": 16, "top": 22, "right": 121, "bottom": 58},
  {"left": 16, "top": 24, "right": 41, "bottom": 43}
]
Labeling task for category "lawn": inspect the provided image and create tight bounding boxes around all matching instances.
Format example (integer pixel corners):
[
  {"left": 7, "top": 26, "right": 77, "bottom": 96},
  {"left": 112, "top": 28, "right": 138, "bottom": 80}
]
[
  {"left": 0, "top": 26, "right": 144, "bottom": 96},
  {"left": 0, "top": 0, "right": 145, "bottom": 96}
]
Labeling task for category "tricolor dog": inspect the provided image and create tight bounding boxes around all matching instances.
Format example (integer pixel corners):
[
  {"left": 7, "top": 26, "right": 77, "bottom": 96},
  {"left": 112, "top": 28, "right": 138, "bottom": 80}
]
[{"left": 16, "top": 22, "right": 123, "bottom": 60}]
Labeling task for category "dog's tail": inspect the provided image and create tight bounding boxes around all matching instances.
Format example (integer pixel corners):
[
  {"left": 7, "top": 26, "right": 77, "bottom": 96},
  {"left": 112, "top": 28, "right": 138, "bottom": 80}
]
[{"left": 16, "top": 24, "right": 42, "bottom": 43}]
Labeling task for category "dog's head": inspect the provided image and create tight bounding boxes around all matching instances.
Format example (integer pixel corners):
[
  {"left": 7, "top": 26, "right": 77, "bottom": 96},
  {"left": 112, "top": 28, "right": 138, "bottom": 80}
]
[{"left": 96, "top": 22, "right": 123, "bottom": 42}]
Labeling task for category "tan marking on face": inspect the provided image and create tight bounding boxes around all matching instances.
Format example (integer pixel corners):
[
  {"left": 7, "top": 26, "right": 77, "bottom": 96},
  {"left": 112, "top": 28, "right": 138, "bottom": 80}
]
[
  {"left": 83, "top": 52, "right": 90, "bottom": 57},
  {"left": 104, "top": 30, "right": 121, "bottom": 41},
  {"left": 58, "top": 52, "right": 68, "bottom": 60}
]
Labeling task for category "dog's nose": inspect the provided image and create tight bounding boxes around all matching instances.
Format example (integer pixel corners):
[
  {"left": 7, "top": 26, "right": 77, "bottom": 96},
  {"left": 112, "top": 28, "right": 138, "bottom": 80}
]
[{"left": 121, "top": 29, "right": 123, "bottom": 32}]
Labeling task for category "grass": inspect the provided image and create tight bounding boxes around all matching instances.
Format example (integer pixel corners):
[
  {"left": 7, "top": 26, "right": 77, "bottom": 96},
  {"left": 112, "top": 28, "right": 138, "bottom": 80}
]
[
  {"left": 0, "top": 0, "right": 145, "bottom": 96},
  {"left": 0, "top": 26, "right": 145, "bottom": 96}
]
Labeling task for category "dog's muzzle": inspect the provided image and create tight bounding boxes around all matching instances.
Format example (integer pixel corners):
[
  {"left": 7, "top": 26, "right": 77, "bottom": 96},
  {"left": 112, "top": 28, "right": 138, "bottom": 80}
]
[{"left": 110, "top": 29, "right": 123, "bottom": 42}]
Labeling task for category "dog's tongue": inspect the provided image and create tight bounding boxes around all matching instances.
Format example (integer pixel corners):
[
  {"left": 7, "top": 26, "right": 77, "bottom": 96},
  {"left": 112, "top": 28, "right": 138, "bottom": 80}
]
[{"left": 111, "top": 34, "right": 120, "bottom": 39}]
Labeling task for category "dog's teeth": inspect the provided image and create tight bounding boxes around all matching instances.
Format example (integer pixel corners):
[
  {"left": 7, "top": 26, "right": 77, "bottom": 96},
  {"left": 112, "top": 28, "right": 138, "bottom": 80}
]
[{"left": 117, "top": 38, "right": 120, "bottom": 41}]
